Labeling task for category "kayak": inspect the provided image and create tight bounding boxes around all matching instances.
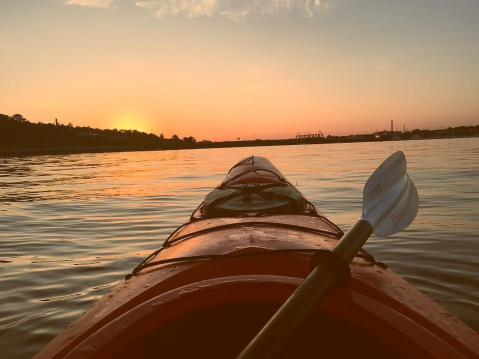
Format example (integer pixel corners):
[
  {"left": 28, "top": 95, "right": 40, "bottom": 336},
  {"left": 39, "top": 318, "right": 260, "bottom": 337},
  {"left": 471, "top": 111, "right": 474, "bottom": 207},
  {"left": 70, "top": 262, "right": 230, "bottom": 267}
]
[{"left": 35, "top": 156, "right": 479, "bottom": 359}]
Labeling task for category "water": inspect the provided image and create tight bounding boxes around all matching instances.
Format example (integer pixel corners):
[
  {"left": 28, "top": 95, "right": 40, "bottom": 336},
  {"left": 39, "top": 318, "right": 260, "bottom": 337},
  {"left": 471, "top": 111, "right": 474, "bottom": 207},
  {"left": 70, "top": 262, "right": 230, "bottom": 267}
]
[{"left": 1, "top": 138, "right": 478, "bottom": 358}]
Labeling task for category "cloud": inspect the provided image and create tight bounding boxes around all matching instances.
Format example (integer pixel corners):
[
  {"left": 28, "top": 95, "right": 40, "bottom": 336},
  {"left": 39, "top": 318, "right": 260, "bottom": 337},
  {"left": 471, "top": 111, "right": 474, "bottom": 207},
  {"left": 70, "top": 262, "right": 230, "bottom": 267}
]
[
  {"left": 135, "top": 1, "right": 158, "bottom": 9},
  {"left": 136, "top": 0, "right": 216, "bottom": 18},
  {"left": 64, "top": 0, "right": 114, "bottom": 8},
  {"left": 135, "top": 0, "right": 338, "bottom": 20}
]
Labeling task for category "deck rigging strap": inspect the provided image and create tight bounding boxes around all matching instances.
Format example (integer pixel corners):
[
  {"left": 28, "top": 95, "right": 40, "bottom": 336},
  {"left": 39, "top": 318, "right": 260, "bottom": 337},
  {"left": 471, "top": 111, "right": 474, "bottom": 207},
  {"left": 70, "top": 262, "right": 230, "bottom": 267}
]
[
  {"left": 125, "top": 248, "right": 385, "bottom": 279},
  {"left": 204, "top": 181, "right": 305, "bottom": 217},
  {"left": 220, "top": 168, "right": 285, "bottom": 187}
]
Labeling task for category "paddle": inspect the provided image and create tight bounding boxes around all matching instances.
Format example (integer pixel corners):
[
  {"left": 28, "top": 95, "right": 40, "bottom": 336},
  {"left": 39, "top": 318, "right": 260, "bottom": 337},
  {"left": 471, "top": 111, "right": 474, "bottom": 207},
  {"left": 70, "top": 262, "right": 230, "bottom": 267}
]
[{"left": 237, "top": 151, "right": 419, "bottom": 359}]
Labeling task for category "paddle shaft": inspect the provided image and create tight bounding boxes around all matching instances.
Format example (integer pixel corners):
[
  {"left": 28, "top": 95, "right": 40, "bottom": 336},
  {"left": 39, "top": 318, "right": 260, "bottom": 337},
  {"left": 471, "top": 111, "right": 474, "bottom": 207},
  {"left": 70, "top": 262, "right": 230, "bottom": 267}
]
[{"left": 237, "top": 220, "right": 373, "bottom": 359}]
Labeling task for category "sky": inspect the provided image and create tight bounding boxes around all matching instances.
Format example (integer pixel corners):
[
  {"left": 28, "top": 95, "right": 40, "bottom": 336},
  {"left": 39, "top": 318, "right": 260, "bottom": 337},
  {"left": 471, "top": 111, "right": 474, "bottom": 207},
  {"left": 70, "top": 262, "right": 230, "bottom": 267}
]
[{"left": 0, "top": 0, "right": 478, "bottom": 141}]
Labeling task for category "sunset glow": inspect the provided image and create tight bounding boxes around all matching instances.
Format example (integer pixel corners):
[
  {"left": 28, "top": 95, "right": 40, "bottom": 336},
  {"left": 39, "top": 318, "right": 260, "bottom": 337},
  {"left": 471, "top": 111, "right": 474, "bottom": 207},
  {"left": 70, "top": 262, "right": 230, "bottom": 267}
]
[
  {"left": 1, "top": 0, "right": 478, "bottom": 141},
  {"left": 109, "top": 111, "right": 152, "bottom": 133}
]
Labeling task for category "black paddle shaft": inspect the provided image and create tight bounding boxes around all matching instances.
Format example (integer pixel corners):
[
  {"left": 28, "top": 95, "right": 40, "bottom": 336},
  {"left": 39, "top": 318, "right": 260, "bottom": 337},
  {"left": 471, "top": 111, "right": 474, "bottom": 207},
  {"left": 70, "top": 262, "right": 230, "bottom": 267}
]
[{"left": 237, "top": 220, "right": 373, "bottom": 359}]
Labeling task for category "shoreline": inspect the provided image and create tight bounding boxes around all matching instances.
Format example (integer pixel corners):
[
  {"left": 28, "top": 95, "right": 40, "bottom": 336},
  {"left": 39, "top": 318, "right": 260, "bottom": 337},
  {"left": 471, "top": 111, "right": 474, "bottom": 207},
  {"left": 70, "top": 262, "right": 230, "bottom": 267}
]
[
  {"left": 0, "top": 138, "right": 377, "bottom": 157},
  {"left": 0, "top": 136, "right": 476, "bottom": 158}
]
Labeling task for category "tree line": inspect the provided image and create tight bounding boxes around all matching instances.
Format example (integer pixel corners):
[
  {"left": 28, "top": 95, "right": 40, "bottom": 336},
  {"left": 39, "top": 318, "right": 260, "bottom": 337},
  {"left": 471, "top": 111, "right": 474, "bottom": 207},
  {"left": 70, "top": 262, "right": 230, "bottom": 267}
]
[
  {"left": 0, "top": 114, "right": 206, "bottom": 150},
  {"left": 1, "top": 113, "right": 478, "bottom": 153}
]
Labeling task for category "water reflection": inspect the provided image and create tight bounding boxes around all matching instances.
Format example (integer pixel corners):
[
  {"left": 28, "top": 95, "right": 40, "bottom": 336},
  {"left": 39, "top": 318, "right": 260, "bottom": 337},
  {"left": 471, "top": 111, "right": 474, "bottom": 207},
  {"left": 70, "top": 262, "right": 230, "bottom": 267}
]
[{"left": 0, "top": 151, "right": 223, "bottom": 203}]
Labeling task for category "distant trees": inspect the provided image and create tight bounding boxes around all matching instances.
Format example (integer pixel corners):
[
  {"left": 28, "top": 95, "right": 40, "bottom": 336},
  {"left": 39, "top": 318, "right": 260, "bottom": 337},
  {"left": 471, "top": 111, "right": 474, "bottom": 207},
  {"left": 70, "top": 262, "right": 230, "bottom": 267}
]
[
  {"left": 0, "top": 113, "right": 206, "bottom": 150},
  {"left": 183, "top": 136, "right": 196, "bottom": 144},
  {"left": 4, "top": 112, "right": 476, "bottom": 153},
  {"left": 405, "top": 126, "right": 478, "bottom": 139},
  {"left": 12, "top": 114, "right": 27, "bottom": 122}
]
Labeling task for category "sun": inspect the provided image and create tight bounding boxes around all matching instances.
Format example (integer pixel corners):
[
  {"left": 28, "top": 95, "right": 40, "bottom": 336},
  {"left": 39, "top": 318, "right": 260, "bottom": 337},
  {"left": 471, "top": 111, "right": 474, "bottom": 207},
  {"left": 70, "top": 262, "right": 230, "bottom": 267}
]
[{"left": 111, "top": 114, "right": 152, "bottom": 134}]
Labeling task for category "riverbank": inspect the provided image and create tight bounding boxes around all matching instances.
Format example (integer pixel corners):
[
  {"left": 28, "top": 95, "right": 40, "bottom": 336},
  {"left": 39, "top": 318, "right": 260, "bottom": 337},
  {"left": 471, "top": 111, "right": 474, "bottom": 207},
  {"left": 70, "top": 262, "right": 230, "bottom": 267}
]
[
  {"left": 0, "top": 137, "right": 380, "bottom": 157},
  {"left": 2, "top": 114, "right": 477, "bottom": 157},
  {"left": 2, "top": 135, "right": 477, "bottom": 157}
]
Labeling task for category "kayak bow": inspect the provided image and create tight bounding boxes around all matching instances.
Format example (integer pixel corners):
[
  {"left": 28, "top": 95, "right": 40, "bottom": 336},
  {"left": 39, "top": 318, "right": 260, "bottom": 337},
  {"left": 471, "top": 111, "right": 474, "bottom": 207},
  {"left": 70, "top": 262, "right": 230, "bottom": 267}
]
[{"left": 35, "top": 155, "right": 479, "bottom": 359}]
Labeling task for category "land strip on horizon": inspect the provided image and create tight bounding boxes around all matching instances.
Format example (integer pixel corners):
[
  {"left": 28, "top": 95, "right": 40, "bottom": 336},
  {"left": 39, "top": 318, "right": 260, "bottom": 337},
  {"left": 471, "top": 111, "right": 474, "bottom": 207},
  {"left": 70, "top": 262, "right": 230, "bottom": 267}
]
[{"left": 1, "top": 113, "right": 478, "bottom": 157}]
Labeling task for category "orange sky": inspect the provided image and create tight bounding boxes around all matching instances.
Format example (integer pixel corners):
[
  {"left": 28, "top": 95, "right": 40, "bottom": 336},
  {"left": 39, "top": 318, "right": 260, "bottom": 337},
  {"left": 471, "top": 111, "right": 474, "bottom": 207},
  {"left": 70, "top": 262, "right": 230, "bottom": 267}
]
[{"left": 1, "top": 0, "right": 478, "bottom": 141}]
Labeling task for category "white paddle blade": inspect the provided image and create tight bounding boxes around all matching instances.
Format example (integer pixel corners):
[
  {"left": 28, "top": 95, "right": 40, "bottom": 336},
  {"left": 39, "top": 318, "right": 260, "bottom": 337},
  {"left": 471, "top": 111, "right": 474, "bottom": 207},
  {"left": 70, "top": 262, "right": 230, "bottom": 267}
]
[{"left": 361, "top": 151, "right": 419, "bottom": 236}]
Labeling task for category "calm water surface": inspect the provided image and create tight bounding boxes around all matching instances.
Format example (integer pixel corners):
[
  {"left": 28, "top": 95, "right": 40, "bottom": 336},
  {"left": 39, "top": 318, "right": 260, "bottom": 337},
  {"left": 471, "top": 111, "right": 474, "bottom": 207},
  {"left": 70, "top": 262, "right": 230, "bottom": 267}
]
[{"left": 1, "top": 139, "right": 478, "bottom": 358}]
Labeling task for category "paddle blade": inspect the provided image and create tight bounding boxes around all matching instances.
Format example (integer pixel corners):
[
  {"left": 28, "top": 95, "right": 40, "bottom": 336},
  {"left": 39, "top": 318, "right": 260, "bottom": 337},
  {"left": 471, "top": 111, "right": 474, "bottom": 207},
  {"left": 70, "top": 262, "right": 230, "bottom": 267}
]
[{"left": 361, "top": 151, "right": 419, "bottom": 236}]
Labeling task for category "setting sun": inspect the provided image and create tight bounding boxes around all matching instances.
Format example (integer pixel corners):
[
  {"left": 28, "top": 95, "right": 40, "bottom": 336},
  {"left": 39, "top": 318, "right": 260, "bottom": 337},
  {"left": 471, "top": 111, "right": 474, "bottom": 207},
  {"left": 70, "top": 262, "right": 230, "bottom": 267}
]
[{"left": 109, "top": 112, "right": 153, "bottom": 134}]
